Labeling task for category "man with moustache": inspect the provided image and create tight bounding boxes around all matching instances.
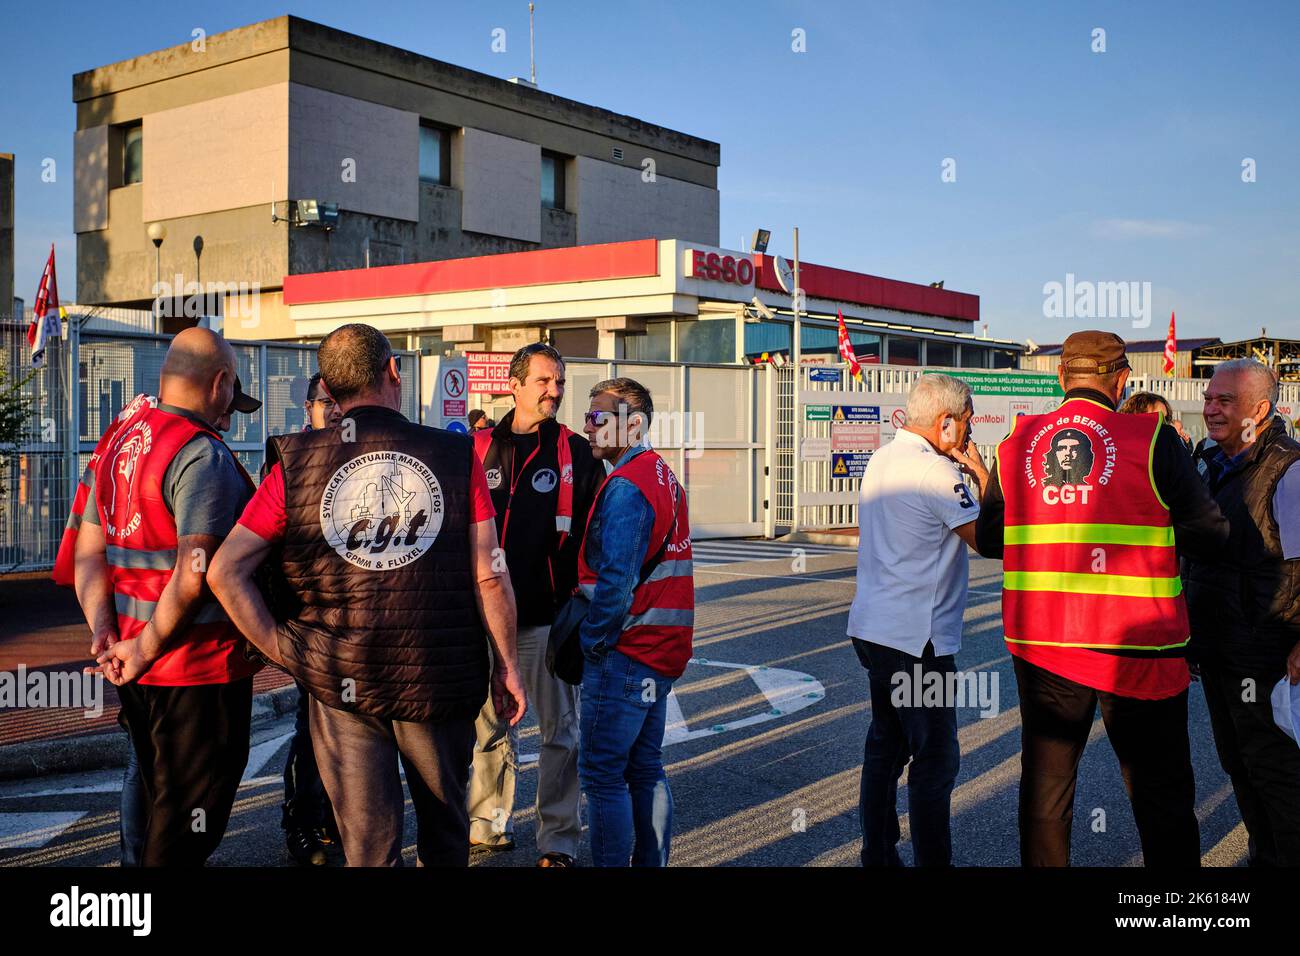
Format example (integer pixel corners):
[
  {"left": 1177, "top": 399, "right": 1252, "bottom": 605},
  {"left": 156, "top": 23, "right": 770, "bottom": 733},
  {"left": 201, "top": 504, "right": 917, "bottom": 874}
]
[{"left": 468, "top": 343, "right": 603, "bottom": 867}]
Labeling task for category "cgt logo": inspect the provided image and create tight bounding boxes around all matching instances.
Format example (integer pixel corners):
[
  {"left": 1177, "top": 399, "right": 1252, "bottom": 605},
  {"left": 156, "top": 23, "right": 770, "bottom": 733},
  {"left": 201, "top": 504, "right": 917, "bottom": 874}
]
[{"left": 319, "top": 452, "right": 444, "bottom": 571}]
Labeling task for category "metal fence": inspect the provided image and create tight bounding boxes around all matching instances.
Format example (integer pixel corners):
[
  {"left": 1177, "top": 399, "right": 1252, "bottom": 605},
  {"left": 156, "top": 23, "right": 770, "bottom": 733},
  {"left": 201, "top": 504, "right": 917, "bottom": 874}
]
[{"left": 1, "top": 320, "right": 418, "bottom": 573}]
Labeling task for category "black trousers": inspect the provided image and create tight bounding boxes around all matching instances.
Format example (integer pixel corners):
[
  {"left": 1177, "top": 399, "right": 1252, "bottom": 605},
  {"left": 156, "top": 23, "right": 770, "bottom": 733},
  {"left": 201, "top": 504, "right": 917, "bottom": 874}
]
[
  {"left": 282, "top": 681, "right": 337, "bottom": 832},
  {"left": 1013, "top": 656, "right": 1199, "bottom": 867},
  {"left": 116, "top": 677, "right": 253, "bottom": 866},
  {"left": 1201, "top": 663, "right": 1300, "bottom": 866}
]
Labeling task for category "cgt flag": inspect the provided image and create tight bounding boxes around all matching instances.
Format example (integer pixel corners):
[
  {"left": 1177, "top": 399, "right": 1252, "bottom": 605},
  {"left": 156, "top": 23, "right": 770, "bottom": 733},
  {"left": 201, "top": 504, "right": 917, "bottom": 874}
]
[
  {"left": 836, "top": 308, "right": 863, "bottom": 382},
  {"left": 1162, "top": 311, "right": 1177, "bottom": 377},
  {"left": 28, "top": 245, "right": 66, "bottom": 369}
]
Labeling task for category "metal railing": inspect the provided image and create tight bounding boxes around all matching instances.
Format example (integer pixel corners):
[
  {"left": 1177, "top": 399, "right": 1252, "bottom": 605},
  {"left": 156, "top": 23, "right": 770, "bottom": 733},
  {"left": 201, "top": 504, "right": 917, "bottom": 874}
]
[{"left": 1, "top": 320, "right": 418, "bottom": 573}]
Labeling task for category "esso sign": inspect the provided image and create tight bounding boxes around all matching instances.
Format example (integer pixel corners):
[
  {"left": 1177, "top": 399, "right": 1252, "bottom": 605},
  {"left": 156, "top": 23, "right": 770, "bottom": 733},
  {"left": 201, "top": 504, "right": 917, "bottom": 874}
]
[{"left": 689, "top": 250, "right": 755, "bottom": 286}]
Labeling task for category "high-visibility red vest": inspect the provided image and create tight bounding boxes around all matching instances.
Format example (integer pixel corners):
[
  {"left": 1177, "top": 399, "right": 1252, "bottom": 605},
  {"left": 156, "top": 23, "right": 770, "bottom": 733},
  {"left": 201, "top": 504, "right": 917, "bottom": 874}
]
[
  {"left": 52, "top": 394, "right": 156, "bottom": 587},
  {"left": 577, "top": 449, "right": 694, "bottom": 678},
  {"left": 92, "top": 404, "right": 259, "bottom": 686},
  {"left": 997, "top": 397, "right": 1188, "bottom": 653}
]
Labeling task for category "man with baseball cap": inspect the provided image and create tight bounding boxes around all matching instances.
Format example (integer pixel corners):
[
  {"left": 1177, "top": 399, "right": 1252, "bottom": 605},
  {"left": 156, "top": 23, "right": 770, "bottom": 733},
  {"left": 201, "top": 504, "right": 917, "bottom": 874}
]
[{"left": 975, "top": 330, "right": 1227, "bottom": 866}]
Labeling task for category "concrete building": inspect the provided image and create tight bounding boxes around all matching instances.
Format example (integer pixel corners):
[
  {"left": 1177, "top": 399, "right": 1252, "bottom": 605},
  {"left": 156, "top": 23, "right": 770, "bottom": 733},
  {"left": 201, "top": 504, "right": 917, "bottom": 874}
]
[
  {"left": 1, "top": 154, "right": 13, "bottom": 321},
  {"left": 72, "top": 15, "right": 720, "bottom": 337}
]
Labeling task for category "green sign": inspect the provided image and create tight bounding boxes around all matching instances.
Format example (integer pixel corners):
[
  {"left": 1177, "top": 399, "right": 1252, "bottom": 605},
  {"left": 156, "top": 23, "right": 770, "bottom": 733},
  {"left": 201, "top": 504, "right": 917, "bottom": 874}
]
[
  {"left": 946, "top": 370, "right": 1064, "bottom": 398},
  {"left": 805, "top": 405, "right": 832, "bottom": 421}
]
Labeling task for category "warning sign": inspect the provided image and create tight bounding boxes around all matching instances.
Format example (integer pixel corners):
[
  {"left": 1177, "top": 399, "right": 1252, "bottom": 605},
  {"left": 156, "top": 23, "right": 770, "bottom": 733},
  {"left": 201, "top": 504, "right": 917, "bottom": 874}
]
[
  {"left": 466, "top": 352, "right": 513, "bottom": 394},
  {"left": 831, "top": 452, "right": 870, "bottom": 479},
  {"left": 443, "top": 400, "right": 466, "bottom": 418},
  {"left": 831, "top": 422, "right": 881, "bottom": 451},
  {"left": 831, "top": 405, "right": 881, "bottom": 423}
]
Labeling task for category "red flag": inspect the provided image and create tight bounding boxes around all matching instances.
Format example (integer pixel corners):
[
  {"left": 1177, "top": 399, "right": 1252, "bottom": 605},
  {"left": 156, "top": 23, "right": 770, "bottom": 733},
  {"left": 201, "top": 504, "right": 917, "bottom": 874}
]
[
  {"left": 1162, "top": 311, "right": 1177, "bottom": 377},
  {"left": 27, "top": 245, "right": 66, "bottom": 369},
  {"left": 836, "top": 309, "right": 863, "bottom": 382}
]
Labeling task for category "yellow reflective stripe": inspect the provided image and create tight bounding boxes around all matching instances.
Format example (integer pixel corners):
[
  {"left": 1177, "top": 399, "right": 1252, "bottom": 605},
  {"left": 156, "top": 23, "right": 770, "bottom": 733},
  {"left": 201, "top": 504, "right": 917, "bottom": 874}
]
[
  {"left": 1005, "top": 636, "right": 1190, "bottom": 652},
  {"left": 1004, "top": 570, "right": 1183, "bottom": 598},
  {"left": 1005, "top": 523, "right": 1174, "bottom": 547},
  {"left": 1148, "top": 415, "right": 1169, "bottom": 511}
]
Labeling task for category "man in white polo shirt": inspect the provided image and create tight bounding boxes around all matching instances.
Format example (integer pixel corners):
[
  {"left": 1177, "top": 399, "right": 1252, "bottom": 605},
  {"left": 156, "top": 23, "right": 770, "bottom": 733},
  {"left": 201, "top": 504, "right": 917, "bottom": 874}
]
[{"left": 847, "top": 373, "right": 988, "bottom": 867}]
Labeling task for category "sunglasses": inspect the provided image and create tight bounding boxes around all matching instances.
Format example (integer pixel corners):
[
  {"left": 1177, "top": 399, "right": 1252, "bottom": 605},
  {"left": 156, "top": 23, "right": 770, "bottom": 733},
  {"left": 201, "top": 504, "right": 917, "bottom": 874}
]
[{"left": 584, "top": 410, "right": 612, "bottom": 428}]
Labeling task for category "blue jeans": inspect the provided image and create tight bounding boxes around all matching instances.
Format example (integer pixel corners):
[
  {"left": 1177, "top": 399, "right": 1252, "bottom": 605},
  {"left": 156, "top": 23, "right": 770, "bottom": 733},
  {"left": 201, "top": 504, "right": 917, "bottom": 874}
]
[
  {"left": 578, "top": 648, "right": 675, "bottom": 867},
  {"left": 120, "top": 742, "right": 147, "bottom": 867},
  {"left": 855, "top": 639, "right": 960, "bottom": 867}
]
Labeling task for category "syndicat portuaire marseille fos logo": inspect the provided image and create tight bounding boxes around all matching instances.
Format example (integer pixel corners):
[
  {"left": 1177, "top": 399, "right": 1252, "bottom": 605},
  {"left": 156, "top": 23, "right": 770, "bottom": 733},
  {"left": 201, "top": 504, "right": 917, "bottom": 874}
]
[{"left": 319, "top": 452, "right": 444, "bottom": 570}]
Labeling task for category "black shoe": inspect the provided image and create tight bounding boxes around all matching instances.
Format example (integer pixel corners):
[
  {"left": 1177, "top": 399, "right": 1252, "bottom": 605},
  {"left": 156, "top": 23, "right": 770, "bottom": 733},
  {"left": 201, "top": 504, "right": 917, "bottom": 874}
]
[{"left": 287, "top": 827, "right": 328, "bottom": 867}]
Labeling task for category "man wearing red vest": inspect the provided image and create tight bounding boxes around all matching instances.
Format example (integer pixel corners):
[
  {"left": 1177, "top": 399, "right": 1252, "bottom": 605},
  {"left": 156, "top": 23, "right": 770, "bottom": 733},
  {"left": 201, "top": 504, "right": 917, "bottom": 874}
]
[
  {"left": 975, "top": 331, "right": 1227, "bottom": 866},
  {"left": 577, "top": 377, "right": 693, "bottom": 866},
  {"left": 87, "top": 327, "right": 262, "bottom": 866}
]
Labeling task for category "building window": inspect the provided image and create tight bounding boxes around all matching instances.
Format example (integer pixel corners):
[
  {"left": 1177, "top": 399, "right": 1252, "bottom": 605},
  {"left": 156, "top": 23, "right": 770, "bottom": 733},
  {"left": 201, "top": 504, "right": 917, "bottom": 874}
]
[
  {"left": 541, "top": 151, "right": 567, "bottom": 209},
  {"left": 122, "top": 123, "right": 143, "bottom": 185},
  {"left": 960, "top": 345, "right": 987, "bottom": 368},
  {"left": 926, "top": 341, "right": 956, "bottom": 367},
  {"left": 621, "top": 320, "right": 672, "bottom": 362},
  {"left": 993, "top": 349, "right": 1018, "bottom": 369},
  {"left": 887, "top": 336, "right": 921, "bottom": 366},
  {"left": 417, "top": 334, "right": 449, "bottom": 356},
  {"left": 550, "top": 326, "right": 598, "bottom": 359},
  {"left": 678, "top": 319, "right": 736, "bottom": 364},
  {"left": 420, "top": 123, "right": 451, "bottom": 185}
]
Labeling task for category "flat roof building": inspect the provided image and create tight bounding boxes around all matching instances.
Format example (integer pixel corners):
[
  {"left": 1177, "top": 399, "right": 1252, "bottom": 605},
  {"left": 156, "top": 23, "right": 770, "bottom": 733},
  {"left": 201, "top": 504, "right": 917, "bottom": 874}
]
[{"left": 73, "top": 15, "right": 721, "bottom": 336}]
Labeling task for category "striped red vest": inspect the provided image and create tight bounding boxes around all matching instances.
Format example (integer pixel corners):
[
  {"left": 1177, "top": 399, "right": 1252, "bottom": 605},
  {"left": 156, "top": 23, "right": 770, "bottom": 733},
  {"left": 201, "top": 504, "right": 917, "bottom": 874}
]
[
  {"left": 578, "top": 449, "right": 694, "bottom": 678},
  {"left": 92, "top": 404, "right": 258, "bottom": 686},
  {"left": 997, "top": 397, "right": 1188, "bottom": 652},
  {"left": 52, "top": 394, "right": 156, "bottom": 587}
]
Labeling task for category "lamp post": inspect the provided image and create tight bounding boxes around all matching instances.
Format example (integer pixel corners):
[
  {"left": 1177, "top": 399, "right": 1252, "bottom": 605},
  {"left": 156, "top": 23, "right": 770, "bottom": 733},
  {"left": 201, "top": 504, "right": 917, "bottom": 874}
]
[{"left": 147, "top": 222, "right": 166, "bottom": 331}]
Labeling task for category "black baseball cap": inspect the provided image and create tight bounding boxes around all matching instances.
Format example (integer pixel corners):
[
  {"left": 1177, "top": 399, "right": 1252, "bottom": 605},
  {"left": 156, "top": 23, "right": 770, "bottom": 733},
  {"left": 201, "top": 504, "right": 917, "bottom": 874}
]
[{"left": 227, "top": 375, "right": 262, "bottom": 415}]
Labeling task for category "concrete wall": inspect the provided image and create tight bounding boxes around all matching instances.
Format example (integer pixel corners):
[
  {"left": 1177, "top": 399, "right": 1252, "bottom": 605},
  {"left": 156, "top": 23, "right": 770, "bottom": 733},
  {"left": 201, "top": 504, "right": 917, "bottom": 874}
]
[
  {"left": 73, "top": 130, "right": 109, "bottom": 233},
  {"left": 78, "top": 182, "right": 289, "bottom": 306},
  {"left": 458, "top": 128, "right": 540, "bottom": 243},
  {"left": 0, "top": 155, "right": 12, "bottom": 319},
  {"left": 288, "top": 83, "right": 418, "bottom": 222},
  {"left": 573, "top": 156, "right": 719, "bottom": 246},
  {"left": 143, "top": 84, "right": 289, "bottom": 222}
]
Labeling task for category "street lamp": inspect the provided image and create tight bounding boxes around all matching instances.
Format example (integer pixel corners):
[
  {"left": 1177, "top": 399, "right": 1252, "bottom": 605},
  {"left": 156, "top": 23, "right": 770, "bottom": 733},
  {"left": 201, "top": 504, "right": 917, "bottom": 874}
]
[{"left": 147, "top": 222, "right": 167, "bottom": 329}]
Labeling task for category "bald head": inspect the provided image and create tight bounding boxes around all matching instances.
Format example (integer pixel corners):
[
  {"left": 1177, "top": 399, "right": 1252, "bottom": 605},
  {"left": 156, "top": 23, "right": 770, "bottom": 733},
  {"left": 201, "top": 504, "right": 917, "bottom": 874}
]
[{"left": 159, "top": 327, "right": 237, "bottom": 428}]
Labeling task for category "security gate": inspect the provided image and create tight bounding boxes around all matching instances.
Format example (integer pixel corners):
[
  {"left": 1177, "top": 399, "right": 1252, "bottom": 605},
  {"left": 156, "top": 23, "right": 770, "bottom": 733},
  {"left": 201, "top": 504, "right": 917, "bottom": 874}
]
[{"left": 0, "top": 321, "right": 418, "bottom": 573}]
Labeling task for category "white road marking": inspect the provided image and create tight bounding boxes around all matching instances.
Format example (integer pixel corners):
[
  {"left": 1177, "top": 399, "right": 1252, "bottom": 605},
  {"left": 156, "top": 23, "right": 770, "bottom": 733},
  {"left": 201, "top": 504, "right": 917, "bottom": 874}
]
[{"left": 0, "top": 812, "right": 89, "bottom": 849}]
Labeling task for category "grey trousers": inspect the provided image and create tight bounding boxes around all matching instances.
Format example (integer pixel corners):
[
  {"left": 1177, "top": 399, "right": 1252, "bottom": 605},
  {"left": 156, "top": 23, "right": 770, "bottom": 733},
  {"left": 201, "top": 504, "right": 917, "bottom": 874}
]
[
  {"left": 469, "top": 624, "right": 582, "bottom": 857},
  {"left": 310, "top": 698, "right": 475, "bottom": 867}
]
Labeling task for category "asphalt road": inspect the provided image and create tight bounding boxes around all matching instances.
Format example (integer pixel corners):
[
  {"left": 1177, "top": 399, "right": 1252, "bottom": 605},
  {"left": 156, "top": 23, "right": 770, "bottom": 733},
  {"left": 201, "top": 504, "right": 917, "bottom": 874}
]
[{"left": 0, "top": 540, "right": 1248, "bottom": 867}]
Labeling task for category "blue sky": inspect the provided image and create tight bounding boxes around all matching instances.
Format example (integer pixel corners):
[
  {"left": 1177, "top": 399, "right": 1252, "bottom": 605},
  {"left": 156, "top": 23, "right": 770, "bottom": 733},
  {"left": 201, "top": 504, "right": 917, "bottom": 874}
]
[{"left": 2, "top": 0, "right": 1297, "bottom": 344}]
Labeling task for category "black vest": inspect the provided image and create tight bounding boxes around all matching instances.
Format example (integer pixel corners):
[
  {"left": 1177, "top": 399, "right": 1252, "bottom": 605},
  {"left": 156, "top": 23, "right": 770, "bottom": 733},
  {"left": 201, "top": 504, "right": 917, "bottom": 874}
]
[
  {"left": 1184, "top": 418, "right": 1300, "bottom": 675},
  {"left": 269, "top": 406, "right": 488, "bottom": 722}
]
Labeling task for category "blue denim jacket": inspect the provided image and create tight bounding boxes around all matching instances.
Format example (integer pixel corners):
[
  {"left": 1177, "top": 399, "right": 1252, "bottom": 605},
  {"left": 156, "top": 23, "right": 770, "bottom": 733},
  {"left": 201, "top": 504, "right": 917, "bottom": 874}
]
[{"left": 578, "top": 444, "right": 657, "bottom": 659}]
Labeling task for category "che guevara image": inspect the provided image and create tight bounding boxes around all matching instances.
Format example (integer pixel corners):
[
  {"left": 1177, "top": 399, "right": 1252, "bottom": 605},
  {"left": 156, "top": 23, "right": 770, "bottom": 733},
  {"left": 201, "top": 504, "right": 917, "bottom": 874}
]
[{"left": 1042, "top": 427, "right": 1095, "bottom": 487}]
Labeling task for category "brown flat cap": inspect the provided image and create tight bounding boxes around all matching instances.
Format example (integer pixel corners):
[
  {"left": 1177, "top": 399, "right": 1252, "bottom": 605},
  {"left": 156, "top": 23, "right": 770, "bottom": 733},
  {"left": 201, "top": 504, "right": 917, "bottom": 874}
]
[{"left": 1060, "top": 330, "right": 1130, "bottom": 375}]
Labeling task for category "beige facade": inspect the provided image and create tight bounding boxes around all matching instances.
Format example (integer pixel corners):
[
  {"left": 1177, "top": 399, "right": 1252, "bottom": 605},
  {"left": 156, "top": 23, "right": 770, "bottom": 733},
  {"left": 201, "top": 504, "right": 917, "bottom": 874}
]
[{"left": 72, "top": 16, "right": 721, "bottom": 330}]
